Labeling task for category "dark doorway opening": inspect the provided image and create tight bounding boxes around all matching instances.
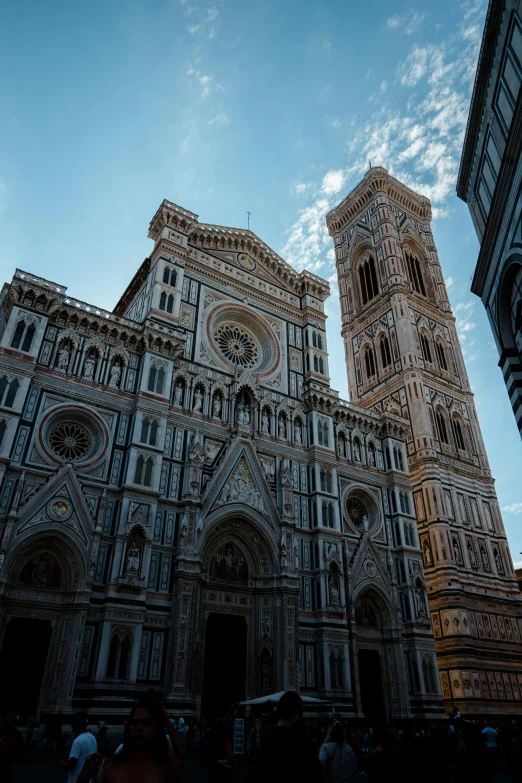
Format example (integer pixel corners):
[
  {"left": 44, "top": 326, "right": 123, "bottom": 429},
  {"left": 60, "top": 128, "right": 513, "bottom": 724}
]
[
  {"left": 358, "top": 649, "right": 386, "bottom": 721},
  {"left": 200, "top": 613, "right": 247, "bottom": 722},
  {"left": 0, "top": 617, "right": 53, "bottom": 720}
]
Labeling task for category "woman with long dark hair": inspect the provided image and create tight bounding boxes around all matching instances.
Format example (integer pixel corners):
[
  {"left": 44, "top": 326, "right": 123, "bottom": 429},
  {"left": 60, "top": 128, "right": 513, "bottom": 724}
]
[
  {"left": 318, "top": 721, "right": 357, "bottom": 783},
  {"left": 80, "top": 696, "right": 187, "bottom": 783}
]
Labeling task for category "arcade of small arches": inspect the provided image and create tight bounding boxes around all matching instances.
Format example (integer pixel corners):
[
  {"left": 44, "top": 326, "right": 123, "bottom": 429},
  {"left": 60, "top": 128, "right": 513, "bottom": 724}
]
[
  {"left": 353, "top": 245, "right": 431, "bottom": 311},
  {"left": 431, "top": 405, "right": 472, "bottom": 456}
]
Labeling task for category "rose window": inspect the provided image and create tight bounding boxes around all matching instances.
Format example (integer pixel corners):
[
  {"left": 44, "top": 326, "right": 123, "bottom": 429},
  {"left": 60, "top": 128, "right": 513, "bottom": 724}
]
[
  {"left": 49, "top": 422, "right": 92, "bottom": 461},
  {"left": 214, "top": 324, "right": 260, "bottom": 368},
  {"left": 346, "top": 497, "right": 367, "bottom": 528}
]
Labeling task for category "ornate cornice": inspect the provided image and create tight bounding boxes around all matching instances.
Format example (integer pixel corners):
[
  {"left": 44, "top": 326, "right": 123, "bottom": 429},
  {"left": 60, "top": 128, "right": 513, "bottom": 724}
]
[{"left": 326, "top": 167, "right": 432, "bottom": 235}]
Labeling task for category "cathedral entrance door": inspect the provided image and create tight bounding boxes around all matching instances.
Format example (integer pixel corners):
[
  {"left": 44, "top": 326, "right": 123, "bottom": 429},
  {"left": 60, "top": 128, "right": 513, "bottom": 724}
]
[
  {"left": 200, "top": 613, "right": 247, "bottom": 721},
  {"left": 358, "top": 649, "right": 385, "bottom": 721},
  {"left": 0, "top": 617, "right": 53, "bottom": 720}
]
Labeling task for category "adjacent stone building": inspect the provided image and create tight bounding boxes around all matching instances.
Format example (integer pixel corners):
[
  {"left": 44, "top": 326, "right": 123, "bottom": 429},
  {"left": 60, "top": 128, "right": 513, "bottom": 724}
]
[
  {"left": 0, "top": 199, "right": 442, "bottom": 721},
  {"left": 457, "top": 0, "right": 522, "bottom": 438},
  {"left": 327, "top": 166, "right": 522, "bottom": 716}
]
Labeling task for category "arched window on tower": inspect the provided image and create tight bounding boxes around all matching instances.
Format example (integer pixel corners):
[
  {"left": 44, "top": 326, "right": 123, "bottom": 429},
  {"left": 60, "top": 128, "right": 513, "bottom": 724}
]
[
  {"left": 436, "top": 410, "right": 449, "bottom": 444},
  {"left": 405, "top": 251, "right": 427, "bottom": 296},
  {"left": 11, "top": 319, "right": 36, "bottom": 353},
  {"left": 319, "top": 357, "right": 324, "bottom": 374},
  {"left": 167, "top": 294, "right": 174, "bottom": 314},
  {"left": 313, "top": 355, "right": 318, "bottom": 372},
  {"left": 435, "top": 340, "right": 448, "bottom": 371},
  {"left": 159, "top": 291, "right": 167, "bottom": 311},
  {"left": 453, "top": 417, "right": 466, "bottom": 451},
  {"left": 106, "top": 630, "right": 132, "bottom": 679},
  {"left": 358, "top": 256, "right": 379, "bottom": 305},
  {"left": 364, "top": 346, "right": 376, "bottom": 380},
  {"left": 380, "top": 335, "right": 392, "bottom": 369},
  {"left": 420, "top": 333, "right": 432, "bottom": 363}
]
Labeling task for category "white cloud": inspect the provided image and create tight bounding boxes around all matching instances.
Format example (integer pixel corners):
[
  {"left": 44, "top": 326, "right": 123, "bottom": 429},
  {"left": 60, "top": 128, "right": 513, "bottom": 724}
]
[
  {"left": 187, "top": 24, "right": 200, "bottom": 33},
  {"left": 503, "top": 503, "right": 522, "bottom": 515},
  {"left": 199, "top": 75, "right": 213, "bottom": 97},
  {"left": 328, "top": 117, "right": 342, "bottom": 130},
  {"left": 294, "top": 182, "right": 311, "bottom": 196},
  {"left": 513, "top": 559, "right": 522, "bottom": 569},
  {"left": 281, "top": 1, "right": 485, "bottom": 279},
  {"left": 445, "top": 276, "right": 455, "bottom": 290},
  {"left": 387, "top": 11, "right": 425, "bottom": 35},
  {"left": 209, "top": 113, "right": 229, "bottom": 126},
  {"left": 207, "top": 6, "right": 218, "bottom": 21},
  {"left": 322, "top": 169, "right": 346, "bottom": 195}
]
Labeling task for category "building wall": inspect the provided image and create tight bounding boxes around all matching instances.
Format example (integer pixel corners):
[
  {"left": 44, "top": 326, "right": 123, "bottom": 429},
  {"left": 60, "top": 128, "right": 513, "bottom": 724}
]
[
  {"left": 327, "top": 167, "right": 522, "bottom": 715},
  {"left": 458, "top": 0, "right": 522, "bottom": 437},
  {"left": 0, "top": 200, "right": 442, "bottom": 720}
]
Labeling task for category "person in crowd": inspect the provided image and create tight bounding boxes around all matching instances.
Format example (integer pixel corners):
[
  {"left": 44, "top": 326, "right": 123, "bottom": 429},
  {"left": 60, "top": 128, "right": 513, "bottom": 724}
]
[
  {"left": 88, "top": 696, "right": 187, "bottom": 783},
  {"left": 482, "top": 721, "right": 500, "bottom": 773},
  {"left": 254, "top": 711, "right": 270, "bottom": 757},
  {"left": 255, "top": 691, "right": 324, "bottom": 783},
  {"left": 26, "top": 714, "right": 37, "bottom": 749},
  {"left": 186, "top": 717, "right": 196, "bottom": 752},
  {"left": 0, "top": 709, "right": 23, "bottom": 783},
  {"left": 177, "top": 715, "right": 185, "bottom": 741},
  {"left": 205, "top": 707, "right": 238, "bottom": 782},
  {"left": 58, "top": 713, "right": 97, "bottom": 783},
  {"left": 318, "top": 720, "right": 357, "bottom": 783},
  {"left": 511, "top": 721, "right": 522, "bottom": 783},
  {"left": 456, "top": 722, "right": 491, "bottom": 783},
  {"left": 366, "top": 726, "right": 403, "bottom": 783},
  {"left": 97, "top": 719, "right": 109, "bottom": 753}
]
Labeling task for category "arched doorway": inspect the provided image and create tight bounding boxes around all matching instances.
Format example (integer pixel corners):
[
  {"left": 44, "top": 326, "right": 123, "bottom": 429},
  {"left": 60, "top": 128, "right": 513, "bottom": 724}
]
[
  {"left": 354, "top": 590, "right": 395, "bottom": 721},
  {"left": 195, "top": 518, "right": 279, "bottom": 719},
  {"left": 0, "top": 534, "right": 89, "bottom": 719}
]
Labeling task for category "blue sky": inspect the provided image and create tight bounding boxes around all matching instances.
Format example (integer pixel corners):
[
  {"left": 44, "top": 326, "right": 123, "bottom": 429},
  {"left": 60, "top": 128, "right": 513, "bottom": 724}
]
[{"left": 1, "top": 0, "right": 521, "bottom": 563}]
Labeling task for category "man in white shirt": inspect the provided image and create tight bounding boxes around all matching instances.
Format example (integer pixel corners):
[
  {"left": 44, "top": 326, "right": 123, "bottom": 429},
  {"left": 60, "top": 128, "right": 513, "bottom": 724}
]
[{"left": 59, "top": 714, "right": 97, "bottom": 783}]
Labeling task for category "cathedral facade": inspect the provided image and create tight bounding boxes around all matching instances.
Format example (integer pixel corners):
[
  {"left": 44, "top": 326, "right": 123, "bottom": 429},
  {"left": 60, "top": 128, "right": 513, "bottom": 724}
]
[
  {"left": 327, "top": 167, "right": 522, "bottom": 716},
  {"left": 0, "top": 196, "right": 443, "bottom": 721}
]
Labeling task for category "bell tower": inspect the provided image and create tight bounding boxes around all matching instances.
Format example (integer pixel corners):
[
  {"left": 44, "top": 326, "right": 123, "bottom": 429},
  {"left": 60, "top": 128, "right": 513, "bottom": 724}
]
[{"left": 326, "top": 167, "right": 522, "bottom": 715}]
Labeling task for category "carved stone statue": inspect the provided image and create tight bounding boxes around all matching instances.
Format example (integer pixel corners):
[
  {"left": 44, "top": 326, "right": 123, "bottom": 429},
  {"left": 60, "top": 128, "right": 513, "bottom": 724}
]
[
  {"left": 57, "top": 346, "right": 69, "bottom": 371},
  {"left": 212, "top": 395, "right": 222, "bottom": 418},
  {"left": 294, "top": 421, "right": 302, "bottom": 444},
  {"left": 83, "top": 354, "right": 95, "bottom": 380},
  {"left": 329, "top": 577, "right": 340, "bottom": 607},
  {"left": 261, "top": 410, "right": 270, "bottom": 434},
  {"left": 126, "top": 544, "right": 140, "bottom": 574},
  {"left": 89, "top": 561, "right": 95, "bottom": 580},
  {"left": 353, "top": 440, "right": 361, "bottom": 462},
  {"left": 179, "top": 522, "right": 188, "bottom": 547},
  {"left": 238, "top": 400, "right": 250, "bottom": 425},
  {"left": 280, "top": 543, "right": 287, "bottom": 569},
  {"left": 294, "top": 543, "right": 299, "bottom": 569},
  {"left": 281, "top": 462, "right": 292, "bottom": 487},
  {"left": 173, "top": 383, "right": 183, "bottom": 407},
  {"left": 193, "top": 388, "right": 203, "bottom": 413},
  {"left": 278, "top": 418, "right": 286, "bottom": 439},
  {"left": 415, "top": 584, "right": 427, "bottom": 617},
  {"left": 109, "top": 363, "right": 121, "bottom": 388},
  {"left": 362, "top": 514, "right": 369, "bottom": 532},
  {"left": 368, "top": 447, "right": 375, "bottom": 466}
]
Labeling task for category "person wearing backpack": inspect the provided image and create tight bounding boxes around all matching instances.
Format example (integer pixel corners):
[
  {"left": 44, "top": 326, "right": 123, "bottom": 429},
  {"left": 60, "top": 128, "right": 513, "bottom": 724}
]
[{"left": 319, "top": 721, "right": 357, "bottom": 783}]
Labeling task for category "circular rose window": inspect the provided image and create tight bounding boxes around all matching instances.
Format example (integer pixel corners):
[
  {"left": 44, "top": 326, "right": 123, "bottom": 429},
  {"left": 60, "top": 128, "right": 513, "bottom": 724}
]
[
  {"left": 38, "top": 404, "right": 109, "bottom": 468},
  {"left": 346, "top": 497, "right": 368, "bottom": 528},
  {"left": 214, "top": 324, "right": 260, "bottom": 368},
  {"left": 206, "top": 303, "right": 281, "bottom": 377},
  {"left": 49, "top": 422, "right": 91, "bottom": 461}
]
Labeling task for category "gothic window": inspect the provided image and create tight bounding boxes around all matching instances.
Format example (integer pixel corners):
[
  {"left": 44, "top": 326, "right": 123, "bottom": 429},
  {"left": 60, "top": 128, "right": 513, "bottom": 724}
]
[
  {"left": 435, "top": 340, "right": 448, "bottom": 371},
  {"left": 380, "top": 335, "right": 392, "bottom": 369},
  {"left": 322, "top": 501, "right": 334, "bottom": 528},
  {"left": 493, "top": 546, "right": 505, "bottom": 574},
  {"left": 0, "top": 419, "right": 6, "bottom": 448},
  {"left": 313, "top": 355, "right": 318, "bottom": 372},
  {"left": 148, "top": 364, "right": 166, "bottom": 395},
  {"left": 404, "top": 522, "right": 415, "bottom": 546},
  {"left": 0, "top": 377, "right": 20, "bottom": 409},
  {"left": 306, "top": 354, "right": 310, "bottom": 372},
  {"left": 405, "top": 251, "right": 427, "bottom": 296},
  {"left": 167, "top": 294, "right": 174, "bottom": 314},
  {"left": 11, "top": 319, "right": 36, "bottom": 352},
  {"left": 312, "top": 331, "right": 317, "bottom": 348},
  {"left": 393, "top": 447, "right": 404, "bottom": 471},
  {"left": 394, "top": 521, "right": 402, "bottom": 547},
  {"left": 318, "top": 419, "right": 329, "bottom": 447},
  {"left": 436, "top": 410, "right": 449, "bottom": 444},
  {"left": 329, "top": 651, "right": 344, "bottom": 688},
  {"left": 140, "top": 418, "right": 158, "bottom": 447},
  {"left": 399, "top": 560, "right": 406, "bottom": 583},
  {"left": 163, "top": 265, "right": 177, "bottom": 287},
  {"left": 317, "top": 333, "right": 323, "bottom": 350},
  {"left": 401, "top": 592, "right": 412, "bottom": 621},
  {"left": 134, "top": 455, "right": 154, "bottom": 487},
  {"left": 422, "top": 656, "right": 437, "bottom": 693},
  {"left": 358, "top": 256, "right": 379, "bottom": 305},
  {"left": 311, "top": 500, "right": 317, "bottom": 528},
  {"left": 385, "top": 446, "right": 392, "bottom": 470},
  {"left": 364, "top": 346, "right": 376, "bottom": 380},
  {"left": 159, "top": 291, "right": 167, "bottom": 310},
  {"left": 453, "top": 417, "right": 466, "bottom": 451},
  {"left": 320, "top": 469, "right": 332, "bottom": 492},
  {"left": 106, "top": 631, "right": 132, "bottom": 679},
  {"left": 420, "top": 333, "right": 432, "bottom": 363},
  {"left": 319, "top": 357, "right": 324, "bottom": 374},
  {"left": 390, "top": 489, "right": 397, "bottom": 513}
]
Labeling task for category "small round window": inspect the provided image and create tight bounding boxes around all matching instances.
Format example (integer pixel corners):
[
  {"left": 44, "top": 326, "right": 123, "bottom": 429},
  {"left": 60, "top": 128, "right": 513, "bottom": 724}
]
[
  {"left": 39, "top": 404, "right": 108, "bottom": 467},
  {"left": 346, "top": 497, "right": 368, "bottom": 528}
]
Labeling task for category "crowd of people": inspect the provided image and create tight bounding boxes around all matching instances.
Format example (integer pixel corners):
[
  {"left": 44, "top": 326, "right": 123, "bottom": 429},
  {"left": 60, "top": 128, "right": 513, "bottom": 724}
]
[{"left": 1, "top": 692, "right": 522, "bottom": 782}]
